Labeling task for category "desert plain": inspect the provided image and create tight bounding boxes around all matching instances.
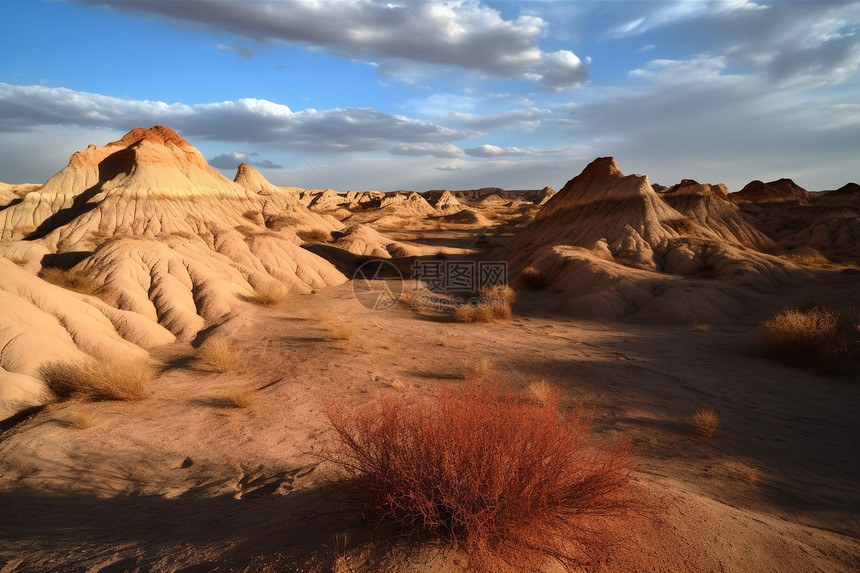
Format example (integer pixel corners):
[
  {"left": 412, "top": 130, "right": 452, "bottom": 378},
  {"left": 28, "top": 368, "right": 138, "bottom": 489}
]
[{"left": 0, "top": 126, "right": 858, "bottom": 572}]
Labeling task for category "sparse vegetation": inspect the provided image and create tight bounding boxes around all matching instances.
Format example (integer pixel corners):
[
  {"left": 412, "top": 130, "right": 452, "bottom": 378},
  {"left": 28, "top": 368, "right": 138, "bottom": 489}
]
[
  {"left": 297, "top": 228, "right": 333, "bottom": 243},
  {"left": 453, "top": 303, "right": 495, "bottom": 323},
  {"left": 692, "top": 408, "right": 719, "bottom": 437},
  {"left": 222, "top": 388, "right": 255, "bottom": 409},
  {"left": 464, "top": 357, "right": 496, "bottom": 380},
  {"left": 755, "top": 303, "right": 858, "bottom": 366},
  {"left": 242, "top": 210, "right": 265, "bottom": 225},
  {"left": 197, "top": 336, "right": 242, "bottom": 373},
  {"left": 454, "top": 285, "right": 516, "bottom": 323},
  {"left": 691, "top": 322, "right": 710, "bottom": 333},
  {"left": 520, "top": 266, "right": 550, "bottom": 290},
  {"left": 526, "top": 379, "right": 561, "bottom": 406},
  {"left": 41, "top": 359, "right": 151, "bottom": 403},
  {"left": 247, "top": 282, "right": 287, "bottom": 306},
  {"left": 38, "top": 267, "right": 102, "bottom": 295},
  {"left": 325, "top": 386, "right": 632, "bottom": 572}
]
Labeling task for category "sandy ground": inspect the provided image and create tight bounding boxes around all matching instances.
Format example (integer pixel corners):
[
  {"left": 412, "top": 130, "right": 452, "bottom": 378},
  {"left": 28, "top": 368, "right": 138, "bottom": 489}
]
[{"left": 1, "top": 234, "right": 859, "bottom": 571}]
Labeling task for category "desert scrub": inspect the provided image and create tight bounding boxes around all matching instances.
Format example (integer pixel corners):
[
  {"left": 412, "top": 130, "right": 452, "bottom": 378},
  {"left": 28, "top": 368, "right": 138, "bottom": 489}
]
[
  {"left": 755, "top": 303, "right": 858, "bottom": 366},
  {"left": 247, "top": 281, "right": 287, "bottom": 306},
  {"left": 196, "top": 336, "right": 242, "bottom": 373},
  {"left": 325, "top": 386, "right": 632, "bottom": 572},
  {"left": 454, "top": 285, "right": 516, "bottom": 323},
  {"left": 41, "top": 359, "right": 151, "bottom": 402},
  {"left": 691, "top": 408, "right": 719, "bottom": 437},
  {"left": 520, "top": 266, "right": 550, "bottom": 290},
  {"left": 297, "top": 228, "right": 332, "bottom": 243}
]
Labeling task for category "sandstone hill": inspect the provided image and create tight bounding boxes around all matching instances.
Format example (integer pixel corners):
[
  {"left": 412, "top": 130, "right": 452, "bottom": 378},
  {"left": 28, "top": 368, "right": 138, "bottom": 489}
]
[{"left": 0, "top": 127, "right": 349, "bottom": 418}]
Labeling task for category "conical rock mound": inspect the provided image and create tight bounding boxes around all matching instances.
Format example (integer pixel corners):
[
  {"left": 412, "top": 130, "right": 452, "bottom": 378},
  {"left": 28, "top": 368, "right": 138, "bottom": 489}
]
[
  {"left": 660, "top": 179, "right": 776, "bottom": 252},
  {"left": 508, "top": 157, "right": 688, "bottom": 269}
]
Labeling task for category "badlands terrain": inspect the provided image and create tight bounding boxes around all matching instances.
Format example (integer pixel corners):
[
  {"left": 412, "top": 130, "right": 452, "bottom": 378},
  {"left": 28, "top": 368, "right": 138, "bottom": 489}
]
[{"left": 0, "top": 126, "right": 858, "bottom": 572}]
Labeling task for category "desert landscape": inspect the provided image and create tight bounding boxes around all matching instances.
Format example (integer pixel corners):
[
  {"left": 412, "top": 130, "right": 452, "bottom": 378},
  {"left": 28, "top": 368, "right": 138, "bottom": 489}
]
[
  {"left": 3, "top": 1, "right": 860, "bottom": 571},
  {"left": 0, "top": 125, "right": 857, "bottom": 572}
]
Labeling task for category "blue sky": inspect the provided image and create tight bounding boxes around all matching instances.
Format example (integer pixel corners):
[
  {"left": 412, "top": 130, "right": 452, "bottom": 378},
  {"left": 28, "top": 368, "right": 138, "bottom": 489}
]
[{"left": 1, "top": 0, "right": 858, "bottom": 192}]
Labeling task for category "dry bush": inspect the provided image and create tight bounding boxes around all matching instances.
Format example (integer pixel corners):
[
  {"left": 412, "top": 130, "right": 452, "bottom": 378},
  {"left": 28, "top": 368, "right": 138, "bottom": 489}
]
[
  {"left": 464, "top": 357, "right": 496, "bottom": 380},
  {"left": 242, "top": 210, "right": 265, "bottom": 225},
  {"left": 691, "top": 408, "right": 719, "bottom": 437},
  {"left": 297, "top": 228, "right": 333, "bottom": 243},
  {"left": 527, "top": 380, "right": 561, "bottom": 406},
  {"left": 38, "top": 267, "right": 102, "bottom": 295},
  {"left": 691, "top": 323, "right": 710, "bottom": 333},
  {"left": 755, "top": 304, "right": 858, "bottom": 366},
  {"left": 480, "top": 284, "right": 516, "bottom": 304},
  {"left": 453, "top": 304, "right": 495, "bottom": 323},
  {"left": 41, "top": 359, "right": 151, "bottom": 402},
  {"left": 454, "top": 286, "right": 515, "bottom": 323},
  {"left": 222, "top": 389, "right": 255, "bottom": 409},
  {"left": 248, "top": 282, "right": 287, "bottom": 306},
  {"left": 197, "top": 336, "right": 242, "bottom": 373},
  {"left": 325, "top": 386, "right": 632, "bottom": 572},
  {"left": 520, "top": 266, "right": 550, "bottom": 290}
]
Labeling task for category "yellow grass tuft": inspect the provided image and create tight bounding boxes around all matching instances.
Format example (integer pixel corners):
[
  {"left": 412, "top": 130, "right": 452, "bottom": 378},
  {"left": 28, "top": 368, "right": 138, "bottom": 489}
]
[
  {"left": 197, "top": 336, "right": 242, "bottom": 373},
  {"left": 691, "top": 323, "right": 710, "bottom": 333},
  {"left": 297, "top": 228, "right": 332, "bottom": 243},
  {"left": 520, "top": 266, "right": 550, "bottom": 289},
  {"left": 756, "top": 304, "right": 858, "bottom": 366},
  {"left": 222, "top": 388, "right": 255, "bottom": 409},
  {"left": 465, "top": 357, "right": 496, "bottom": 381},
  {"left": 692, "top": 408, "right": 719, "bottom": 437},
  {"left": 480, "top": 284, "right": 516, "bottom": 304},
  {"left": 247, "top": 282, "right": 287, "bottom": 306},
  {"left": 41, "top": 359, "right": 151, "bottom": 403},
  {"left": 526, "top": 380, "right": 561, "bottom": 407}
]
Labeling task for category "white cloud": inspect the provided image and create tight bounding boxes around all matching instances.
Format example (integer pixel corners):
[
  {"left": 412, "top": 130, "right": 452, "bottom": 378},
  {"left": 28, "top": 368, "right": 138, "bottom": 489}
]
[
  {"left": 0, "top": 83, "right": 463, "bottom": 154},
  {"left": 217, "top": 44, "right": 255, "bottom": 59},
  {"left": 76, "top": 0, "right": 590, "bottom": 89},
  {"left": 447, "top": 107, "right": 550, "bottom": 132},
  {"left": 208, "top": 152, "right": 283, "bottom": 169},
  {"left": 389, "top": 142, "right": 465, "bottom": 158}
]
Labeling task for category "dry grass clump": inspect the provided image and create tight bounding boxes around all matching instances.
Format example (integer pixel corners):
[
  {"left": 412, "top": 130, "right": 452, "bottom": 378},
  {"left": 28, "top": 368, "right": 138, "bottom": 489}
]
[
  {"left": 464, "top": 357, "right": 496, "bottom": 380},
  {"left": 38, "top": 267, "right": 102, "bottom": 295},
  {"left": 453, "top": 303, "right": 495, "bottom": 323},
  {"left": 526, "top": 379, "right": 561, "bottom": 406},
  {"left": 755, "top": 303, "right": 858, "bottom": 366},
  {"left": 454, "top": 285, "right": 515, "bottom": 323},
  {"left": 297, "top": 228, "right": 333, "bottom": 243},
  {"left": 41, "top": 359, "right": 151, "bottom": 402},
  {"left": 325, "top": 386, "right": 632, "bottom": 572},
  {"left": 480, "top": 284, "right": 516, "bottom": 304},
  {"left": 691, "top": 322, "right": 710, "bottom": 333},
  {"left": 691, "top": 408, "right": 719, "bottom": 437},
  {"left": 247, "top": 282, "right": 287, "bottom": 306},
  {"left": 222, "top": 389, "right": 255, "bottom": 409},
  {"left": 197, "top": 336, "right": 242, "bottom": 373},
  {"left": 520, "top": 266, "right": 550, "bottom": 290}
]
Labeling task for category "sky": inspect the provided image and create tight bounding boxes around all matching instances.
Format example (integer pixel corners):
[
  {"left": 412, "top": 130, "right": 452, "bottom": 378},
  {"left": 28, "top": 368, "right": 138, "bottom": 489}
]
[{"left": 1, "top": 0, "right": 858, "bottom": 193}]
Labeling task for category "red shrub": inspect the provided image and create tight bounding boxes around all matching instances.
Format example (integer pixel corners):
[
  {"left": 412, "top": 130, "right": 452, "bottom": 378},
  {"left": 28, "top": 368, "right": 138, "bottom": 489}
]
[{"left": 325, "top": 386, "right": 632, "bottom": 572}]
